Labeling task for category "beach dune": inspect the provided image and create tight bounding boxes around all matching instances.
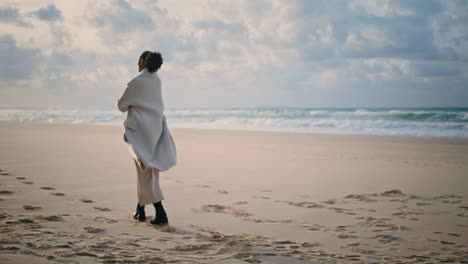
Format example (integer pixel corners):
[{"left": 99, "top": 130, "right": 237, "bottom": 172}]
[{"left": 1, "top": 121, "right": 467, "bottom": 263}]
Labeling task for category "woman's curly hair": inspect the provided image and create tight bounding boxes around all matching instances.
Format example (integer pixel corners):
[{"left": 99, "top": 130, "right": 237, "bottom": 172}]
[{"left": 139, "top": 50, "right": 163, "bottom": 73}]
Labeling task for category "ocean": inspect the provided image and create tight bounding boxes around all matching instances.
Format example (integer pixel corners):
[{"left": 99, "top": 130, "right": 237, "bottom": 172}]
[{"left": 1, "top": 107, "right": 467, "bottom": 138}]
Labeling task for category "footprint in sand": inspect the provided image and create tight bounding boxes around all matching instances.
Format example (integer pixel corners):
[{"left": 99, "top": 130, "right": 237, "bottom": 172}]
[
  {"left": 0, "top": 190, "right": 14, "bottom": 195},
  {"left": 199, "top": 204, "right": 251, "bottom": 217},
  {"left": 83, "top": 226, "right": 105, "bottom": 233},
  {"left": 301, "top": 224, "right": 327, "bottom": 231},
  {"left": 50, "top": 192, "right": 65, "bottom": 196},
  {"left": 272, "top": 240, "right": 297, "bottom": 245},
  {"left": 81, "top": 199, "right": 94, "bottom": 203},
  {"left": 36, "top": 215, "right": 64, "bottom": 221},
  {"left": 23, "top": 205, "right": 42, "bottom": 211},
  {"left": 16, "top": 177, "right": 26, "bottom": 180},
  {"left": 357, "top": 208, "right": 377, "bottom": 213},
  {"left": 93, "top": 207, "right": 111, "bottom": 212},
  {"left": 337, "top": 233, "right": 358, "bottom": 239},
  {"left": 301, "top": 242, "right": 321, "bottom": 247},
  {"left": 371, "top": 234, "right": 400, "bottom": 243},
  {"left": 252, "top": 196, "right": 270, "bottom": 199},
  {"left": 40, "top": 186, "right": 55, "bottom": 190},
  {"left": 440, "top": 240, "right": 455, "bottom": 245},
  {"left": 194, "top": 184, "right": 210, "bottom": 188},
  {"left": 21, "top": 181, "right": 34, "bottom": 185},
  {"left": 416, "top": 202, "right": 431, "bottom": 206}
]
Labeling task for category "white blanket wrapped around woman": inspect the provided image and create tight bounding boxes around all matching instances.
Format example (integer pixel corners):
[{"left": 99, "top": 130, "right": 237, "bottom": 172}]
[{"left": 118, "top": 68, "right": 177, "bottom": 172}]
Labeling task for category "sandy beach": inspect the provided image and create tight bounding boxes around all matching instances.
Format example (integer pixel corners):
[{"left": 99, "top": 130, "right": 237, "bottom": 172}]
[{"left": 0, "top": 121, "right": 467, "bottom": 263}]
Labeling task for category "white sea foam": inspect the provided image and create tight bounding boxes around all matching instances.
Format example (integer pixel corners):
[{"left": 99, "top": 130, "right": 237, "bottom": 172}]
[{"left": 1, "top": 107, "right": 467, "bottom": 138}]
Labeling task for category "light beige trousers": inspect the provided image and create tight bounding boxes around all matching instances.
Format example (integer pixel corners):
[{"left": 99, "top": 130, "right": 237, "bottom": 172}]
[{"left": 135, "top": 160, "right": 164, "bottom": 205}]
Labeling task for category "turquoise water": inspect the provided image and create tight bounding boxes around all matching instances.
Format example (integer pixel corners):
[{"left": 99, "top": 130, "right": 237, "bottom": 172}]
[{"left": 1, "top": 107, "right": 467, "bottom": 138}]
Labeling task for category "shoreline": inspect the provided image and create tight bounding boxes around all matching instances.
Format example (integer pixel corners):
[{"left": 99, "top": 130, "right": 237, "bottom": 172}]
[
  {"left": 2, "top": 120, "right": 468, "bottom": 142},
  {"left": 1, "top": 106, "right": 467, "bottom": 140}
]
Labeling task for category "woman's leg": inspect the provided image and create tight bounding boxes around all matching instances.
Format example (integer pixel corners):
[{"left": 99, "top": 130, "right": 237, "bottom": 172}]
[
  {"left": 149, "top": 168, "right": 169, "bottom": 225},
  {"left": 150, "top": 168, "right": 164, "bottom": 203},
  {"left": 136, "top": 160, "right": 156, "bottom": 205}
]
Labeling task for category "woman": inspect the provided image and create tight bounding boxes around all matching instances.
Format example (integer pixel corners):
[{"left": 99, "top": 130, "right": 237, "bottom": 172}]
[{"left": 117, "top": 50, "right": 177, "bottom": 225}]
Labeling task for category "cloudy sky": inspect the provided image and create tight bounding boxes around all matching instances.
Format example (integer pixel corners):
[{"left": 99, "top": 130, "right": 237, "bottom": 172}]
[{"left": 1, "top": 0, "right": 467, "bottom": 109}]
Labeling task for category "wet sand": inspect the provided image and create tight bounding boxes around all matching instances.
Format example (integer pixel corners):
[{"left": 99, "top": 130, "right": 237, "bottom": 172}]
[{"left": 1, "top": 121, "right": 467, "bottom": 263}]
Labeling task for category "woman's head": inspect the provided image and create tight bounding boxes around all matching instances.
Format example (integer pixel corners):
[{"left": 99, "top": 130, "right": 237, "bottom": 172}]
[{"left": 138, "top": 51, "right": 163, "bottom": 73}]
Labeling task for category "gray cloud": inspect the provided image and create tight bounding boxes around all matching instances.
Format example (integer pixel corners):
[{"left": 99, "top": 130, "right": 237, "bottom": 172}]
[
  {"left": 390, "top": 0, "right": 444, "bottom": 15},
  {"left": 432, "top": 1, "right": 468, "bottom": 61},
  {"left": 0, "top": 5, "right": 30, "bottom": 26},
  {"left": 32, "top": 4, "right": 62, "bottom": 21},
  {"left": 88, "top": 0, "right": 153, "bottom": 33},
  {"left": 268, "top": 0, "right": 468, "bottom": 104},
  {"left": 0, "top": 34, "right": 41, "bottom": 81},
  {"left": 292, "top": 0, "right": 442, "bottom": 60},
  {"left": 194, "top": 20, "right": 246, "bottom": 34},
  {"left": 410, "top": 61, "right": 462, "bottom": 77}
]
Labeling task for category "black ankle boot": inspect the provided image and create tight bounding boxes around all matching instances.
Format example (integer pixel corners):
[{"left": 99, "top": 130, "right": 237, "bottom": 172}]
[
  {"left": 150, "top": 201, "right": 168, "bottom": 225},
  {"left": 133, "top": 203, "right": 146, "bottom": 221}
]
